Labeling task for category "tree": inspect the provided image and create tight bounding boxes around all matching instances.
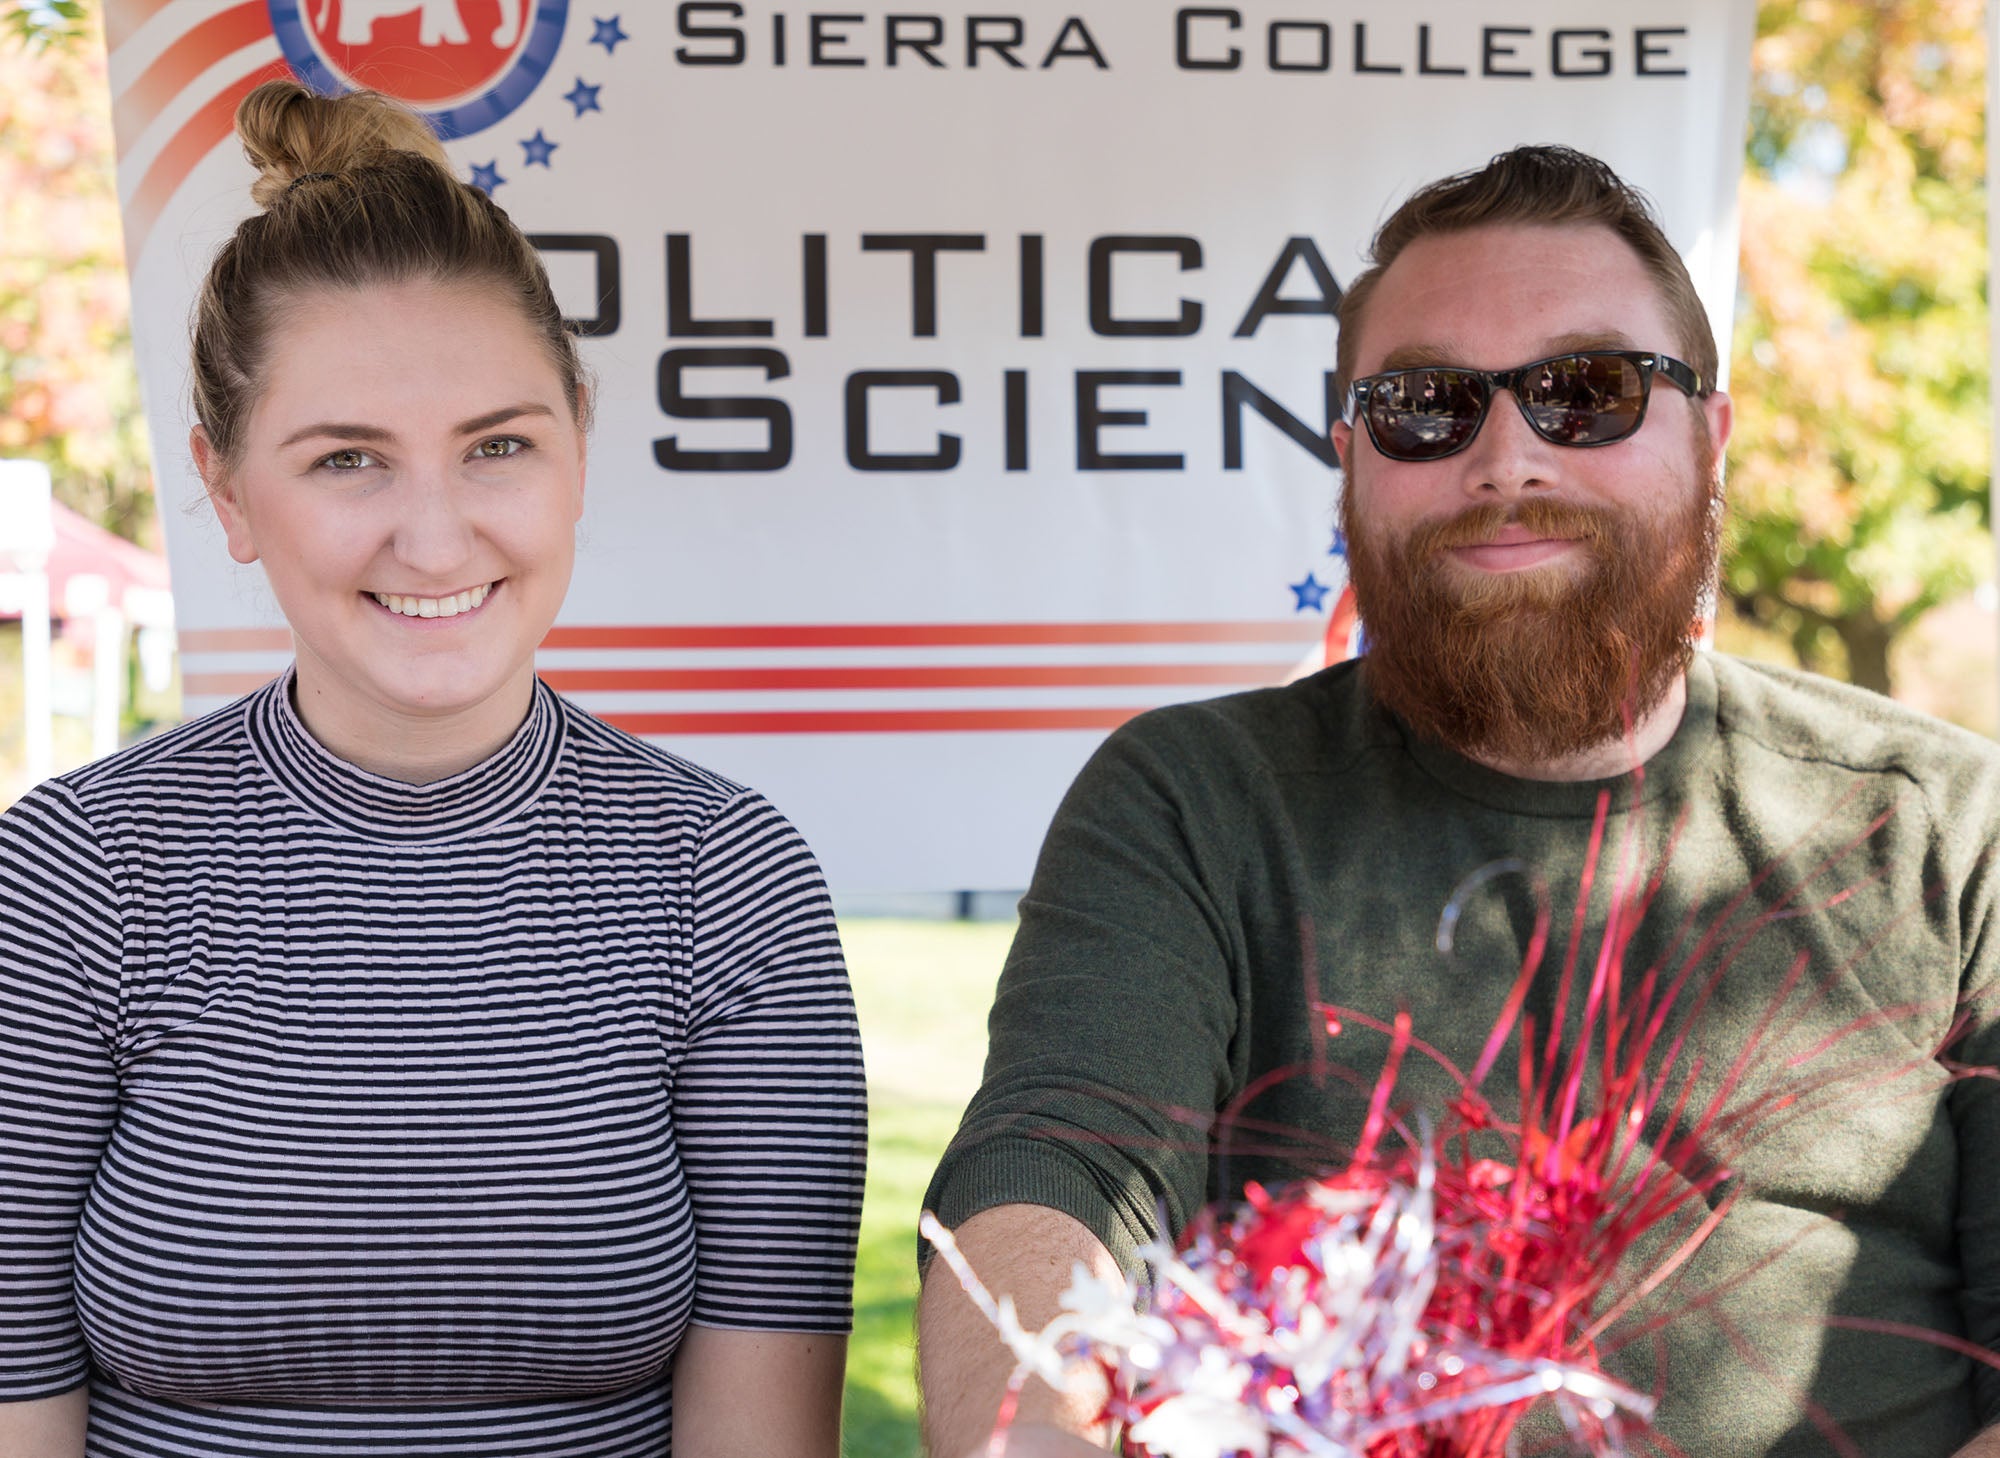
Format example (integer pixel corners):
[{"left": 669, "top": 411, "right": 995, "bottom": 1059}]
[
  {"left": 0, "top": 1, "right": 154, "bottom": 543},
  {"left": 2, "top": 2, "right": 84, "bottom": 49},
  {"left": 1725, "top": 0, "right": 1989, "bottom": 694}
]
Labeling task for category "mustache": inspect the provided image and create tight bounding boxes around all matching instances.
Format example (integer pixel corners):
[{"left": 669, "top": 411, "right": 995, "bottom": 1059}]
[{"left": 1405, "top": 498, "right": 1616, "bottom": 557}]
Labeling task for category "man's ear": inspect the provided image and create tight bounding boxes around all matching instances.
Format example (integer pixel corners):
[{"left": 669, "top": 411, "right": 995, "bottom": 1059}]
[
  {"left": 1330, "top": 419, "right": 1354, "bottom": 473},
  {"left": 192, "top": 425, "right": 260, "bottom": 565},
  {"left": 1702, "top": 390, "right": 1733, "bottom": 472}
]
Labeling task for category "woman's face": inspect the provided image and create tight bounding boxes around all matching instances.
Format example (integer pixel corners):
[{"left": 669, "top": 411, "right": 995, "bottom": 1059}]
[{"left": 196, "top": 278, "right": 586, "bottom": 772}]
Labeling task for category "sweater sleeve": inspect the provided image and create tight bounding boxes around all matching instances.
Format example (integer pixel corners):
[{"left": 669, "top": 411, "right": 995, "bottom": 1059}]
[
  {"left": 924, "top": 712, "right": 1246, "bottom": 1274},
  {"left": 1949, "top": 772, "right": 2000, "bottom": 1424},
  {"left": 0, "top": 783, "right": 122, "bottom": 1399},
  {"left": 676, "top": 791, "right": 865, "bottom": 1333}
]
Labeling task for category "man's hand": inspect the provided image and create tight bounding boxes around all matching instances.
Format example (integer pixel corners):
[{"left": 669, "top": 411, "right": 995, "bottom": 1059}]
[
  {"left": 966, "top": 1421, "right": 1120, "bottom": 1458},
  {"left": 917, "top": 1203, "right": 1124, "bottom": 1457}
]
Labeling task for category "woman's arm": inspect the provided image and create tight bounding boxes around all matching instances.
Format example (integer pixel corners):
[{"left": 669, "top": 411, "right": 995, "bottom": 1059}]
[
  {"left": 0, "top": 791, "right": 122, "bottom": 1429},
  {"left": 0, "top": 1386, "right": 87, "bottom": 1458},
  {"left": 669, "top": 794, "right": 866, "bottom": 1453},
  {"left": 670, "top": 1327, "right": 844, "bottom": 1458}
]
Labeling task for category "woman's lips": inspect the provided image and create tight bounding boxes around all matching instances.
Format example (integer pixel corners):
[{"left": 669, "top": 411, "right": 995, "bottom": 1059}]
[{"left": 367, "top": 580, "right": 500, "bottom": 620}]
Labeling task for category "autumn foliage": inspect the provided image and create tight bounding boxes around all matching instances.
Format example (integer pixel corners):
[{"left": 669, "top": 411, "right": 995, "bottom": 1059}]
[
  {"left": 1727, "top": 0, "right": 1990, "bottom": 695},
  {"left": 0, "top": 4, "right": 153, "bottom": 543}
]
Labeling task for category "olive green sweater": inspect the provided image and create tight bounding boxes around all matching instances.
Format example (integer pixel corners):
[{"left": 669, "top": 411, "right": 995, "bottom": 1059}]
[{"left": 927, "top": 653, "right": 2000, "bottom": 1456}]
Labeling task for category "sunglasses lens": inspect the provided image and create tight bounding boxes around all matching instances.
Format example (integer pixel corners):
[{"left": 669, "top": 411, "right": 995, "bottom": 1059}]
[
  {"left": 1519, "top": 354, "right": 1647, "bottom": 444},
  {"left": 1362, "top": 370, "right": 1487, "bottom": 460}
]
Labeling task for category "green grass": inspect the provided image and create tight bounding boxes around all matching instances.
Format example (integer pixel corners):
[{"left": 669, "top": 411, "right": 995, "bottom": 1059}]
[{"left": 839, "top": 917, "right": 1015, "bottom": 1458}]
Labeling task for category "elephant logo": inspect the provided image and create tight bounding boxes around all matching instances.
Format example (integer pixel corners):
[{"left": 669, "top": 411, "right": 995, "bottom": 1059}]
[
  {"left": 268, "top": 0, "right": 569, "bottom": 139},
  {"left": 315, "top": 0, "right": 524, "bottom": 50}
]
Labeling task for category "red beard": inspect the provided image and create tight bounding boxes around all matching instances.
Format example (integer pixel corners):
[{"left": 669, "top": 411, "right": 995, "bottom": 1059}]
[{"left": 1340, "top": 465, "right": 1719, "bottom": 768}]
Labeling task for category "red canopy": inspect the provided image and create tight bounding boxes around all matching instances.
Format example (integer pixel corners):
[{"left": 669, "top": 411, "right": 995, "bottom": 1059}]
[{"left": 3, "top": 500, "right": 173, "bottom": 626}]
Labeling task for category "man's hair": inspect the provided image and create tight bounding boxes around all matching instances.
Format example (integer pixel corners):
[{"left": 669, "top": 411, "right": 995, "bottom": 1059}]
[{"left": 1333, "top": 146, "right": 1718, "bottom": 399}]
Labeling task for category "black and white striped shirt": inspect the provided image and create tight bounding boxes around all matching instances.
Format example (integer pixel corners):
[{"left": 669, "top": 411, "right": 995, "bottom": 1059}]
[{"left": 0, "top": 672, "right": 867, "bottom": 1455}]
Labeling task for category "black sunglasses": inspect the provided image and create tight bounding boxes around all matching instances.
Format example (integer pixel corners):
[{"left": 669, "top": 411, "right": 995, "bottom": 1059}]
[{"left": 1346, "top": 349, "right": 1707, "bottom": 463}]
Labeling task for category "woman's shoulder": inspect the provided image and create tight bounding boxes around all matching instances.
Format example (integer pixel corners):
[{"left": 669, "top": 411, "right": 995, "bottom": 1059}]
[
  {"left": 38, "top": 693, "right": 260, "bottom": 812},
  {"left": 0, "top": 696, "right": 261, "bottom": 899},
  {"left": 549, "top": 692, "right": 755, "bottom": 809},
  {"left": 546, "top": 693, "right": 830, "bottom": 864}
]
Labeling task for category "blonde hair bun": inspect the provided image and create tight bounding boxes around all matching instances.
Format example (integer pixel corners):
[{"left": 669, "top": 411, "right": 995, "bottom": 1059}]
[
  {"left": 236, "top": 78, "right": 454, "bottom": 211},
  {"left": 195, "top": 76, "right": 584, "bottom": 467}
]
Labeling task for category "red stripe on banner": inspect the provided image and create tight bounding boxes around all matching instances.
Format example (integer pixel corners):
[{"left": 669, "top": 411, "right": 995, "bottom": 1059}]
[
  {"left": 177, "top": 678, "right": 1152, "bottom": 735},
  {"left": 539, "top": 663, "right": 1283, "bottom": 691},
  {"left": 125, "top": 57, "right": 294, "bottom": 259},
  {"left": 182, "top": 672, "right": 279, "bottom": 697},
  {"left": 543, "top": 621, "right": 1318, "bottom": 649},
  {"left": 186, "top": 661, "right": 1284, "bottom": 699},
  {"left": 180, "top": 621, "right": 1317, "bottom": 654},
  {"left": 106, "top": 0, "right": 178, "bottom": 52},
  {"left": 605, "top": 708, "right": 1145, "bottom": 735},
  {"left": 115, "top": 1, "right": 272, "bottom": 161},
  {"left": 179, "top": 627, "right": 291, "bottom": 653}
]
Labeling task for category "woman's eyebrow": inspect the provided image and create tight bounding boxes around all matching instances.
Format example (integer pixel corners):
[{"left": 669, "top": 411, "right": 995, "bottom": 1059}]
[
  {"left": 274, "top": 403, "right": 557, "bottom": 451},
  {"left": 455, "top": 403, "right": 556, "bottom": 435},
  {"left": 276, "top": 421, "right": 394, "bottom": 450}
]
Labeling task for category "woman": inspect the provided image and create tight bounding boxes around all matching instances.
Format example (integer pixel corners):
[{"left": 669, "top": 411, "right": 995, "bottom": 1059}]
[{"left": 0, "top": 81, "right": 864, "bottom": 1456}]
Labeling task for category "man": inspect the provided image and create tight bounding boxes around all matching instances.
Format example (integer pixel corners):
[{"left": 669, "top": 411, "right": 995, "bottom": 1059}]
[{"left": 917, "top": 146, "right": 2000, "bottom": 1458}]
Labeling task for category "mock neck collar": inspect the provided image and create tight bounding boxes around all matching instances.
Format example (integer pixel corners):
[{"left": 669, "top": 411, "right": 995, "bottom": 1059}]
[{"left": 244, "top": 668, "right": 565, "bottom": 843}]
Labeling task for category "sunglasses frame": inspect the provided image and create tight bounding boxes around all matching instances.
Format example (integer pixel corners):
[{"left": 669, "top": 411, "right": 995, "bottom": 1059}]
[{"left": 1346, "top": 349, "right": 1707, "bottom": 463}]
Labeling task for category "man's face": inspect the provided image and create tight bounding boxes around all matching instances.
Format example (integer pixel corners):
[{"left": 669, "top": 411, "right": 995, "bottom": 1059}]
[{"left": 1328, "top": 222, "right": 1733, "bottom": 767}]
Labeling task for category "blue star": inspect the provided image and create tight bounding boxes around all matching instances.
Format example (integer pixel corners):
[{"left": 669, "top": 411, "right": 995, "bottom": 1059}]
[
  {"left": 469, "top": 160, "right": 505, "bottom": 194},
  {"left": 564, "top": 78, "right": 602, "bottom": 116},
  {"left": 590, "top": 15, "right": 628, "bottom": 52},
  {"left": 1328, "top": 527, "right": 1347, "bottom": 558},
  {"left": 520, "top": 129, "right": 558, "bottom": 167},
  {"left": 1289, "top": 573, "right": 1331, "bottom": 613}
]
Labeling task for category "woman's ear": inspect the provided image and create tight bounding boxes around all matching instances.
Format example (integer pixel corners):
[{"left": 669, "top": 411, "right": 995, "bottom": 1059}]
[
  {"left": 572, "top": 383, "right": 590, "bottom": 521},
  {"left": 192, "top": 425, "right": 260, "bottom": 565}
]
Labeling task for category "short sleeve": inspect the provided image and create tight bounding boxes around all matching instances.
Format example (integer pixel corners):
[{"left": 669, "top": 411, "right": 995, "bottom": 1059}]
[
  {"left": 922, "top": 713, "right": 1245, "bottom": 1274},
  {"left": 675, "top": 791, "right": 865, "bottom": 1333},
  {"left": 0, "top": 783, "right": 122, "bottom": 1398}
]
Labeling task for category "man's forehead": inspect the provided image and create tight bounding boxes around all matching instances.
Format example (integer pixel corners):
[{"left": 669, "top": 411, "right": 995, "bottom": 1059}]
[
  {"left": 1373, "top": 328, "right": 1645, "bottom": 374},
  {"left": 1349, "top": 222, "right": 1675, "bottom": 375}
]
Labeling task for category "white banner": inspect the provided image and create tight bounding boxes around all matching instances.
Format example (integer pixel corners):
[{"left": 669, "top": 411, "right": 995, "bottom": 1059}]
[{"left": 107, "top": 0, "right": 1754, "bottom": 890}]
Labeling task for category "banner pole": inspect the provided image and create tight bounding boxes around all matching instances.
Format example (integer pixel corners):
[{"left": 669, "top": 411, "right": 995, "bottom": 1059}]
[
  {"left": 21, "top": 565, "right": 52, "bottom": 787},
  {"left": 0, "top": 462, "right": 55, "bottom": 791}
]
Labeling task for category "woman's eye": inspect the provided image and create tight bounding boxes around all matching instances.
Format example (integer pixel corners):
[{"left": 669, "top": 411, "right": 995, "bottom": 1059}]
[
  {"left": 473, "top": 436, "right": 526, "bottom": 460},
  {"left": 318, "top": 448, "right": 377, "bottom": 471}
]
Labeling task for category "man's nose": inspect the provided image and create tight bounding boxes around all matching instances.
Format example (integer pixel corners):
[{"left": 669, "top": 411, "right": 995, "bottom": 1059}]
[{"left": 1460, "top": 389, "right": 1557, "bottom": 499}]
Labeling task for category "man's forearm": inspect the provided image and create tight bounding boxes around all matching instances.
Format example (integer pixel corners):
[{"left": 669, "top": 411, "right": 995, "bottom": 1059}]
[
  {"left": 1954, "top": 1425, "right": 2000, "bottom": 1458},
  {"left": 916, "top": 1203, "right": 1124, "bottom": 1458}
]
